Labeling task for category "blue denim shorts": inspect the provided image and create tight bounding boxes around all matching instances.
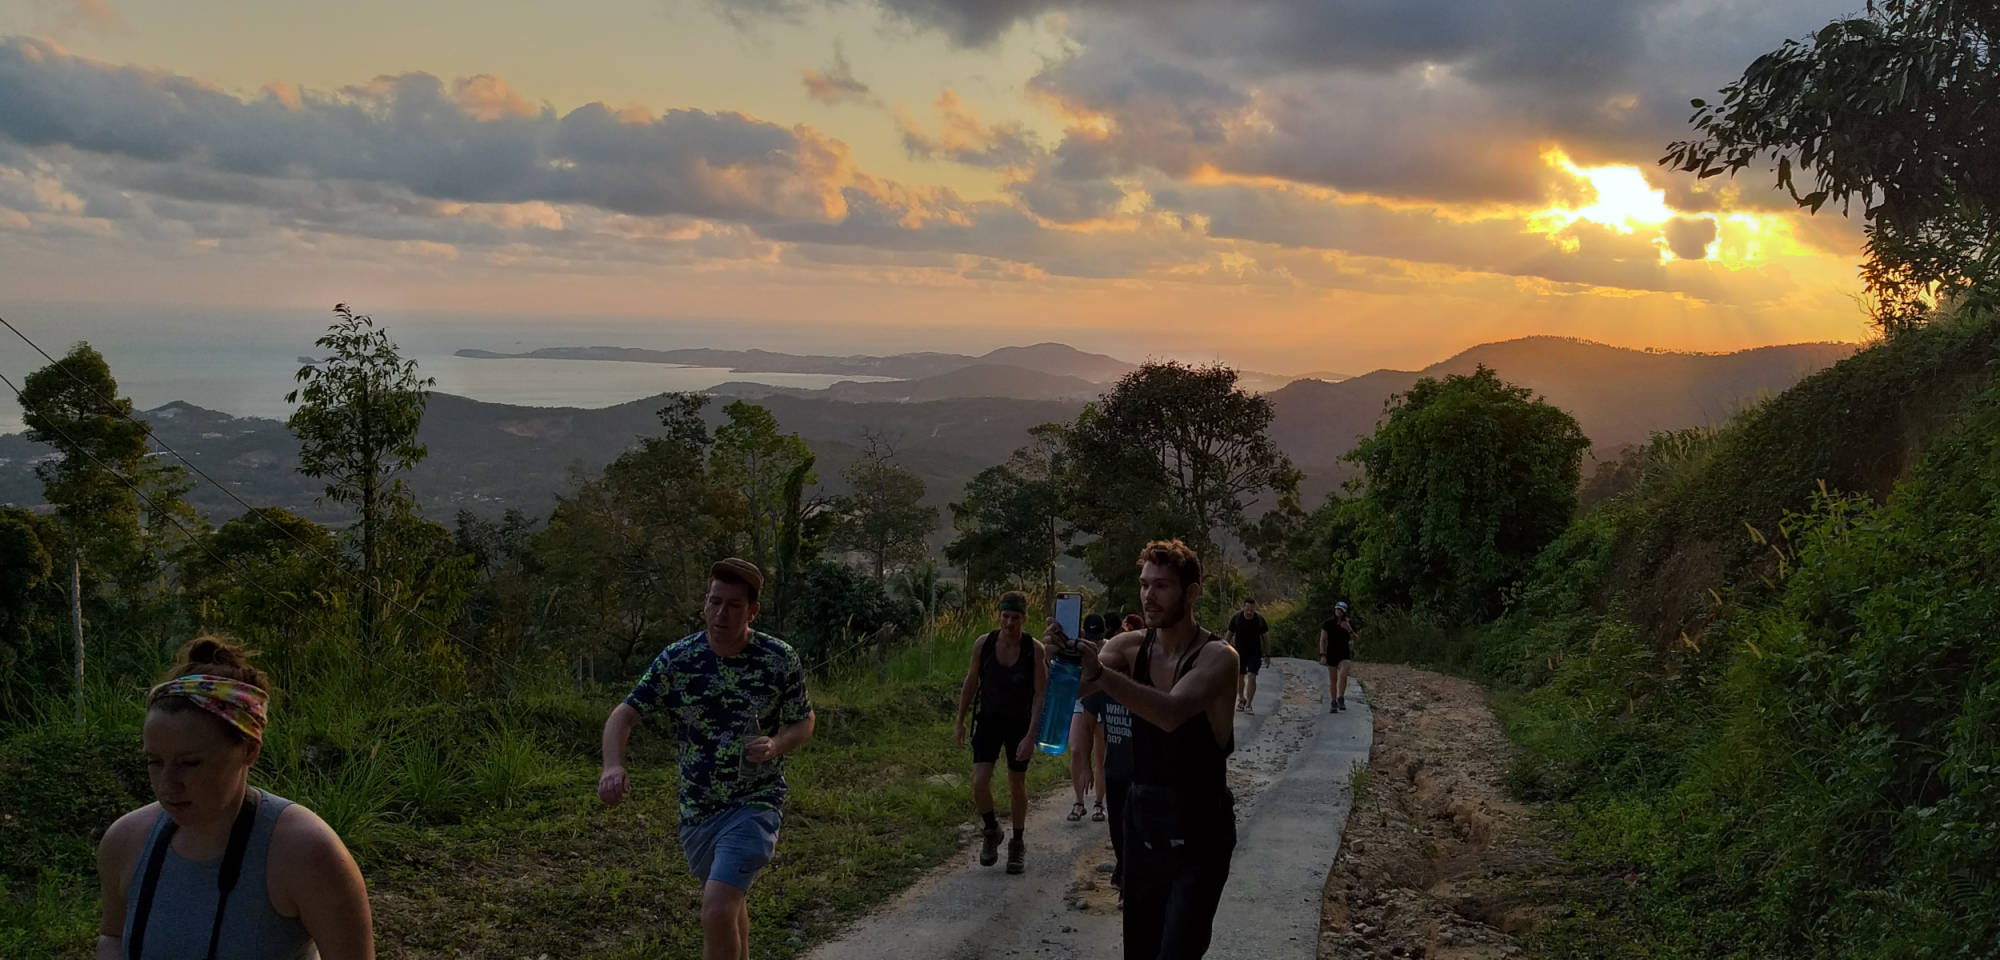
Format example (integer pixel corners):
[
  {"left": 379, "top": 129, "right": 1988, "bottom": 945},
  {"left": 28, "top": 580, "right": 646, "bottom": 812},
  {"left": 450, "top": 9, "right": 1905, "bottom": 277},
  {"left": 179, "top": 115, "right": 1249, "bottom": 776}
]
[{"left": 679, "top": 805, "right": 782, "bottom": 892}]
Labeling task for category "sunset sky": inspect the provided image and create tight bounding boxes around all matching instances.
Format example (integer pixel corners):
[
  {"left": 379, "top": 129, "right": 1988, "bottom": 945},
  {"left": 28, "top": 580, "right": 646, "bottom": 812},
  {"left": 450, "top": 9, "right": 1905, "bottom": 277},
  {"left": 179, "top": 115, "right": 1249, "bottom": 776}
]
[{"left": 0, "top": 0, "right": 1874, "bottom": 373}]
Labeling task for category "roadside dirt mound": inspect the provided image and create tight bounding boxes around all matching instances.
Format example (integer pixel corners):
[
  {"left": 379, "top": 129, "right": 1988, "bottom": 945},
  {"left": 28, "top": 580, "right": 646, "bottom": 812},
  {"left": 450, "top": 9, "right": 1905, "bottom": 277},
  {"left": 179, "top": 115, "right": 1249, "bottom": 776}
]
[{"left": 1318, "top": 664, "right": 1561, "bottom": 959}]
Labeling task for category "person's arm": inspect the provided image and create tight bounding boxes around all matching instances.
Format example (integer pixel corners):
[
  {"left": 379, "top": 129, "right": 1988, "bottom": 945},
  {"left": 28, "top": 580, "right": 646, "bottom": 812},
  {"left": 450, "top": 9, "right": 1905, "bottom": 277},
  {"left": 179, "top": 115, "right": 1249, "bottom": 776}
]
[
  {"left": 1318, "top": 628, "right": 1328, "bottom": 661},
  {"left": 751, "top": 711, "right": 816, "bottom": 762},
  {"left": 955, "top": 635, "right": 985, "bottom": 747},
  {"left": 1082, "top": 636, "right": 1236, "bottom": 732},
  {"left": 1075, "top": 630, "right": 1136, "bottom": 700},
  {"left": 274, "top": 806, "right": 375, "bottom": 960},
  {"left": 1016, "top": 640, "right": 1048, "bottom": 762},
  {"left": 750, "top": 649, "right": 817, "bottom": 763},
  {"left": 96, "top": 808, "right": 148, "bottom": 960},
  {"left": 599, "top": 703, "right": 641, "bottom": 806},
  {"left": 602, "top": 653, "right": 671, "bottom": 805}
]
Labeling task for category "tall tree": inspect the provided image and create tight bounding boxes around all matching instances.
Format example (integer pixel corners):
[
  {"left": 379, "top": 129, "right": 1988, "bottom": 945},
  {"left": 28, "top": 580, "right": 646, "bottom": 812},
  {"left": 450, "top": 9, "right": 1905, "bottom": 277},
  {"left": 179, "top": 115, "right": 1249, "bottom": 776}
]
[
  {"left": 1077, "top": 362, "right": 1300, "bottom": 552},
  {"left": 1346, "top": 365, "right": 1589, "bottom": 621},
  {"left": 709, "top": 400, "right": 815, "bottom": 574},
  {"left": 286, "top": 303, "right": 434, "bottom": 648},
  {"left": 18, "top": 343, "right": 157, "bottom": 694},
  {"left": 535, "top": 394, "right": 741, "bottom": 665},
  {"left": 835, "top": 432, "right": 937, "bottom": 580},
  {"left": 946, "top": 424, "right": 1068, "bottom": 603},
  {"left": 773, "top": 453, "right": 836, "bottom": 630},
  {"left": 1662, "top": 0, "right": 1999, "bottom": 328}
]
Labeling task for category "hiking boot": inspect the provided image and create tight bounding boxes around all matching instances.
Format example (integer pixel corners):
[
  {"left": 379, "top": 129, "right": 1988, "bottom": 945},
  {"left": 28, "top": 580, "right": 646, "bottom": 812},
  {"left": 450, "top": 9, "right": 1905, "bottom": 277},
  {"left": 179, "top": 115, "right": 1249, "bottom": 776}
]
[
  {"left": 1006, "top": 836, "right": 1026, "bottom": 874},
  {"left": 1330, "top": 699, "right": 1341, "bottom": 713},
  {"left": 979, "top": 825, "right": 1003, "bottom": 866},
  {"left": 1338, "top": 696, "right": 1348, "bottom": 710}
]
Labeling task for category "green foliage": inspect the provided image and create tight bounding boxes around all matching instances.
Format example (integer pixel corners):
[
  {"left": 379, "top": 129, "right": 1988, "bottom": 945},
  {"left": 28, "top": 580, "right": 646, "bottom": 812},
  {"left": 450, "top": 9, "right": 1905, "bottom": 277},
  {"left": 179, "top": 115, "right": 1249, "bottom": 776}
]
[
  {"left": 1662, "top": 0, "right": 1999, "bottom": 328},
  {"left": 1347, "top": 365, "right": 1589, "bottom": 622},
  {"left": 1479, "top": 308, "right": 2000, "bottom": 958},
  {"left": 710, "top": 400, "right": 816, "bottom": 577},
  {"left": 787, "top": 561, "right": 919, "bottom": 666},
  {"left": 773, "top": 452, "right": 838, "bottom": 629},
  {"left": 946, "top": 424, "right": 1067, "bottom": 596},
  {"left": 534, "top": 393, "right": 740, "bottom": 666},
  {"left": 285, "top": 303, "right": 436, "bottom": 647},
  {"left": 19, "top": 343, "right": 151, "bottom": 552},
  {"left": 834, "top": 432, "right": 937, "bottom": 580}
]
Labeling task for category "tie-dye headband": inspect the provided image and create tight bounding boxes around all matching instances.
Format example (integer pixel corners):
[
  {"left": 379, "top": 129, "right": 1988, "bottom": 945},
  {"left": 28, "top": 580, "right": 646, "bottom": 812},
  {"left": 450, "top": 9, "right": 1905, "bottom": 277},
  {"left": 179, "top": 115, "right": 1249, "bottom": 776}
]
[{"left": 148, "top": 675, "right": 268, "bottom": 744}]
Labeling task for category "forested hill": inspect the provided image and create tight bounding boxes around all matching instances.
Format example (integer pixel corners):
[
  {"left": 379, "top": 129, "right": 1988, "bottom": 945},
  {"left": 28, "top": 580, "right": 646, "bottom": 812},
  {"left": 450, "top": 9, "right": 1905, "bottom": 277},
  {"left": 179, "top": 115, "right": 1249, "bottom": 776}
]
[
  {"left": 1270, "top": 337, "right": 1857, "bottom": 501},
  {"left": 0, "top": 337, "right": 1853, "bottom": 522}
]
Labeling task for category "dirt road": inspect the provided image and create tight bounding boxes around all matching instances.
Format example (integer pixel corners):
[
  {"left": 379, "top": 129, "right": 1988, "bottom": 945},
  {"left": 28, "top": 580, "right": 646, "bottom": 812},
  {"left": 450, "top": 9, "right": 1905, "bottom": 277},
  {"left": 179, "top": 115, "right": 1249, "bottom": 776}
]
[
  {"left": 1318, "top": 663, "right": 1559, "bottom": 959},
  {"left": 805, "top": 658, "right": 1373, "bottom": 960}
]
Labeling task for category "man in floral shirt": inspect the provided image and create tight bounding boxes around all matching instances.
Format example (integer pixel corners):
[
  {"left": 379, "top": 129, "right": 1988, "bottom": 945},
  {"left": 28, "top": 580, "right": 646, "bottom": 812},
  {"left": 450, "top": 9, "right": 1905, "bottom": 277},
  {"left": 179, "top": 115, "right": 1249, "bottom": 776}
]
[{"left": 599, "top": 558, "right": 815, "bottom": 960}]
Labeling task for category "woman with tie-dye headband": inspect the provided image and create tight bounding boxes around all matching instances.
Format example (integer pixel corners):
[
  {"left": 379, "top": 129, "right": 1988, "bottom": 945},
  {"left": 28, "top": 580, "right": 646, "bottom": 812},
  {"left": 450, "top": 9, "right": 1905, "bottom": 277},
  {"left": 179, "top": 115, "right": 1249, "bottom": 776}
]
[{"left": 93, "top": 635, "right": 377, "bottom": 959}]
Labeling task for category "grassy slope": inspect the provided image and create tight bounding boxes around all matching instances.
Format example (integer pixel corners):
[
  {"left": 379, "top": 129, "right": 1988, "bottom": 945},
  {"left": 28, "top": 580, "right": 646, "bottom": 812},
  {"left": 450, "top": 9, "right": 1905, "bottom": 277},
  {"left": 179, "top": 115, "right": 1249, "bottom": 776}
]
[
  {"left": 1473, "top": 310, "right": 2000, "bottom": 958},
  {"left": 0, "top": 619, "right": 1066, "bottom": 959}
]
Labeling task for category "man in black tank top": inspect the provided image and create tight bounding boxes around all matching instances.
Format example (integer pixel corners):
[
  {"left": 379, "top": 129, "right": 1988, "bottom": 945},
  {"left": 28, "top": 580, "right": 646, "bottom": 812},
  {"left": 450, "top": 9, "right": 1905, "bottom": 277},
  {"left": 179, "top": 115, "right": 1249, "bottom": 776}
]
[
  {"left": 954, "top": 591, "right": 1047, "bottom": 874},
  {"left": 1063, "top": 540, "right": 1239, "bottom": 959}
]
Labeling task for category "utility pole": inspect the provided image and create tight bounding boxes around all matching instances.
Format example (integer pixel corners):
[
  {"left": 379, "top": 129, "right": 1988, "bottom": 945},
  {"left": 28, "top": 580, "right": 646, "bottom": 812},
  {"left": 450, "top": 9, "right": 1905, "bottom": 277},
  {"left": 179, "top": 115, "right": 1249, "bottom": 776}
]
[{"left": 70, "top": 546, "right": 84, "bottom": 711}]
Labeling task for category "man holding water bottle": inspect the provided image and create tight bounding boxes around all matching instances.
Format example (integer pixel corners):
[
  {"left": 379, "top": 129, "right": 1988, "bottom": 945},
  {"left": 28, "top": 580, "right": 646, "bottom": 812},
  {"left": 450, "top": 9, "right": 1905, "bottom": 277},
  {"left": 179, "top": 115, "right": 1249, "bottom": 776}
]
[
  {"left": 955, "top": 591, "right": 1047, "bottom": 874},
  {"left": 598, "top": 559, "right": 816, "bottom": 960}
]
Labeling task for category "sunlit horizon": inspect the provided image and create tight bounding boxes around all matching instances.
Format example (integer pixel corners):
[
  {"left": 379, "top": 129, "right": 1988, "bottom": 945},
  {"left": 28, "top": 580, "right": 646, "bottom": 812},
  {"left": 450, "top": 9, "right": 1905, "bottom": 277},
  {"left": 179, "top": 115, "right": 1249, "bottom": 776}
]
[{"left": 0, "top": 0, "right": 1871, "bottom": 378}]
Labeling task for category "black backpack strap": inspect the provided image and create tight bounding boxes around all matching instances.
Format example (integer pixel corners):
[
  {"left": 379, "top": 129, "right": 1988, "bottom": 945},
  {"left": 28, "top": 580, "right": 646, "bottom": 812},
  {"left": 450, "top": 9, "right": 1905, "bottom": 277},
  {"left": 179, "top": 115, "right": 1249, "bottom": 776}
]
[
  {"left": 127, "top": 813, "right": 177, "bottom": 960},
  {"left": 204, "top": 790, "right": 260, "bottom": 960}
]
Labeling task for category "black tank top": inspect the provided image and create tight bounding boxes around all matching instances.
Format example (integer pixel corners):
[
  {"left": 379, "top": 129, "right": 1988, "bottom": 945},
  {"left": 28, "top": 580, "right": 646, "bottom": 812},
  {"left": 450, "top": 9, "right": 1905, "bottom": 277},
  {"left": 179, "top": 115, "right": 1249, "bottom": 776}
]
[
  {"left": 977, "top": 631, "right": 1037, "bottom": 718},
  {"left": 1130, "top": 629, "right": 1232, "bottom": 796}
]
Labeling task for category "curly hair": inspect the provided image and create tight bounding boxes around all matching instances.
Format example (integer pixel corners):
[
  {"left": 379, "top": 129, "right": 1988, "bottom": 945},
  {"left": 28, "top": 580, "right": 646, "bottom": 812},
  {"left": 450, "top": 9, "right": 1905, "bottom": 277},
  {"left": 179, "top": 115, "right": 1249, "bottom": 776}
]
[{"left": 1136, "top": 539, "right": 1202, "bottom": 588}]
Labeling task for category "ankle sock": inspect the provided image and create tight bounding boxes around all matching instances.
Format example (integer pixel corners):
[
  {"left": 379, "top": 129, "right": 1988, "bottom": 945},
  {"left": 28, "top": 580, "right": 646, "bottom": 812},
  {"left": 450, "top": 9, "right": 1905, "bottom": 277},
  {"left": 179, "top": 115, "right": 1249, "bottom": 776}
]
[{"left": 983, "top": 811, "right": 999, "bottom": 830}]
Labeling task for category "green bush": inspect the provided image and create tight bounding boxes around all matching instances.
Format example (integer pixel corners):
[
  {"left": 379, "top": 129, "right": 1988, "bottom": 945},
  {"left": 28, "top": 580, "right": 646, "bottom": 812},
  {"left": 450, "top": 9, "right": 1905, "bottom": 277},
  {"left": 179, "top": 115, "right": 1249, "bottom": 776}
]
[{"left": 1485, "top": 309, "right": 2000, "bottom": 958}]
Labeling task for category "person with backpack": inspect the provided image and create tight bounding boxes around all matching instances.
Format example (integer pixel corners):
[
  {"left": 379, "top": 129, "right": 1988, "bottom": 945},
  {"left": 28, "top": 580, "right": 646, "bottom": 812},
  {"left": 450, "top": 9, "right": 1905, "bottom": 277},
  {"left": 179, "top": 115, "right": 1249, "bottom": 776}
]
[
  {"left": 96, "top": 635, "right": 376, "bottom": 960},
  {"left": 954, "top": 591, "right": 1048, "bottom": 874}
]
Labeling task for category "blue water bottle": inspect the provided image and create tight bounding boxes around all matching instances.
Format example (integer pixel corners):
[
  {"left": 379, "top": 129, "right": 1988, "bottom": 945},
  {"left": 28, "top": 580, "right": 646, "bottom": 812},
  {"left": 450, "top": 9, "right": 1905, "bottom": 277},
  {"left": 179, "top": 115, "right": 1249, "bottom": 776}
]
[{"left": 1038, "top": 648, "right": 1082, "bottom": 755}]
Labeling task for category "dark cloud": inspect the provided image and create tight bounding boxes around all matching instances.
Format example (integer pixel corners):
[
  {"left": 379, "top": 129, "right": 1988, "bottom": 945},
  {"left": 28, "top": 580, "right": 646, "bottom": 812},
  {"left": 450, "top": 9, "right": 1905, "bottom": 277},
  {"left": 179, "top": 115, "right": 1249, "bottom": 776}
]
[
  {"left": 802, "top": 43, "right": 875, "bottom": 105},
  {"left": 1664, "top": 215, "right": 1717, "bottom": 260},
  {"left": 879, "top": 0, "right": 1853, "bottom": 206},
  {"left": 898, "top": 91, "right": 1042, "bottom": 169},
  {"left": 0, "top": 38, "right": 848, "bottom": 224}
]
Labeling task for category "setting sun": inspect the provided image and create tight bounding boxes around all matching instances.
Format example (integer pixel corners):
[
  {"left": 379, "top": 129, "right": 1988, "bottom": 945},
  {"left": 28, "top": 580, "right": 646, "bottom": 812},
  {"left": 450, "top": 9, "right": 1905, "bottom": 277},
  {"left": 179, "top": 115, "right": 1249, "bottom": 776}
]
[{"left": 1536, "top": 149, "right": 1675, "bottom": 233}]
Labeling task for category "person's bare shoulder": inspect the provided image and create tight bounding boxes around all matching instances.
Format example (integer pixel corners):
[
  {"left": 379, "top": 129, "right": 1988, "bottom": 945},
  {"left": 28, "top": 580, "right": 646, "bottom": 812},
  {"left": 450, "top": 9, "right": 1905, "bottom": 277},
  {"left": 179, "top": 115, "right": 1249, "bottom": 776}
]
[
  {"left": 272, "top": 802, "right": 360, "bottom": 881},
  {"left": 1100, "top": 629, "right": 1144, "bottom": 667},
  {"left": 98, "top": 803, "right": 161, "bottom": 876}
]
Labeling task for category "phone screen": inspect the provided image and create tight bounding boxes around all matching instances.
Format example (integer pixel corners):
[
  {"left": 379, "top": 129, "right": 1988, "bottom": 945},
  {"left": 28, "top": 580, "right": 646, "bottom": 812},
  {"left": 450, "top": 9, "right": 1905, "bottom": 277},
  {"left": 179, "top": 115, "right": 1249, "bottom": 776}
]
[{"left": 1055, "top": 593, "right": 1082, "bottom": 639}]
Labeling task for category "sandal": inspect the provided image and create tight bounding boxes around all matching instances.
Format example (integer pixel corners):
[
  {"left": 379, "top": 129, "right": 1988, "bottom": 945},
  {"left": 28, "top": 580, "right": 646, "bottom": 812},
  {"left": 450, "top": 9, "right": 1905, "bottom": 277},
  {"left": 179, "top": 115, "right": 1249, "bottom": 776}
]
[
  {"left": 1067, "top": 802, "right": 1086, "bottom": 822},
  {"left": 1092, "top": 801, "right": 1106, "bottom": 822}
]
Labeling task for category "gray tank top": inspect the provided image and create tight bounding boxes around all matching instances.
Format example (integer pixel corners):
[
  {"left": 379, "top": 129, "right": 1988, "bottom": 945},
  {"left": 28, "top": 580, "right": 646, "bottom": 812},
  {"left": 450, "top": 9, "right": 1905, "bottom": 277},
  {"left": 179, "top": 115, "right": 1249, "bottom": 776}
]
[{"left": 122, "top": 789, "right": 318, "bottom": 960}]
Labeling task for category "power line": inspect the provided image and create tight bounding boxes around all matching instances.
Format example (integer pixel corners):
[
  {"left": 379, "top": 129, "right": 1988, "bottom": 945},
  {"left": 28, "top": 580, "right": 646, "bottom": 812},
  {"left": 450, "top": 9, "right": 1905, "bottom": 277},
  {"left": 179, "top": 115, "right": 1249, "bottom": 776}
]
[
  {"left": 0, "top": 367, "right": 432, "bottom": 693},
  {"left": 0, "top": 313, "right": 540, "bottom": 681}
]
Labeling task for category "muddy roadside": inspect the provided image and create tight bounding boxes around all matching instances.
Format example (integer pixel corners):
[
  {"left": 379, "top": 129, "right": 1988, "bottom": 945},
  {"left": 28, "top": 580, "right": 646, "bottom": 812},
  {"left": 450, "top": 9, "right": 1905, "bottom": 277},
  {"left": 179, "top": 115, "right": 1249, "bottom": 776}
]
[{"left": 1318, "top": 663, "right": 1566, "bottom": 960}]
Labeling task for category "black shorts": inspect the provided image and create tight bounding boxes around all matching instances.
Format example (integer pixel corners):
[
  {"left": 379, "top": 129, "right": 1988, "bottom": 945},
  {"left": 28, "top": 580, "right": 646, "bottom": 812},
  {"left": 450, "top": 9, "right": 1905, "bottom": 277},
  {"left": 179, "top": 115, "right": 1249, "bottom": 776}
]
[
  {"left": 972, "top": 714, "right": 1032, "bottom": 773},
  {"left": 1238, "top": 650, "right": 1262, "bottom": 675},
  {"left": 1323, "top": 642, "right": 1351, "bottom": 666}
]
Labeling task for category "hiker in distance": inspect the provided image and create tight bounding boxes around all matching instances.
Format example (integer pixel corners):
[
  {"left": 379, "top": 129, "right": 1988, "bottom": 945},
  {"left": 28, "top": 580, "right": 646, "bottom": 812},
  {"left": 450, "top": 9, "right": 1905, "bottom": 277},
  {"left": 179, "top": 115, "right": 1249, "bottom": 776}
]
[
  {"left": 1320, "top": 601, "right": 1359, "bottom": 713},
  {"left": 599, "top": 558, "right": 816, "bottom": 960},
  {"left": 955, "top": 591, "right": 1048, "bottom": 874},
  {"left": 1223, "top": 597, "right": 1270, "bottom": 714},
  {"left": 1054, "top": 540, "right": 1239, "bottom": 959},
  {"left": 97, "top": 636, "right": 376, "bottom": 960}
]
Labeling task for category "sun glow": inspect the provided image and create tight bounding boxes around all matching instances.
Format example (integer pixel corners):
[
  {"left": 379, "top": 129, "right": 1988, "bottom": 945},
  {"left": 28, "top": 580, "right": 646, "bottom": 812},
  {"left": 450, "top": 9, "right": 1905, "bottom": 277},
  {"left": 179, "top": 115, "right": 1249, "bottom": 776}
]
[{"left": 1534, "top": 149, "right": 1674, "bottom": 233}]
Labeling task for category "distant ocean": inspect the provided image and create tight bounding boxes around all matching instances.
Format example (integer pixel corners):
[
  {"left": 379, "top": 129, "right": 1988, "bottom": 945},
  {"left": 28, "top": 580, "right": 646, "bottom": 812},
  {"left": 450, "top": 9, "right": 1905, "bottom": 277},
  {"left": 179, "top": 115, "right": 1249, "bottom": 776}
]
[{"left": 0, "top": 304, "right": 895, "bottom": 433}]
